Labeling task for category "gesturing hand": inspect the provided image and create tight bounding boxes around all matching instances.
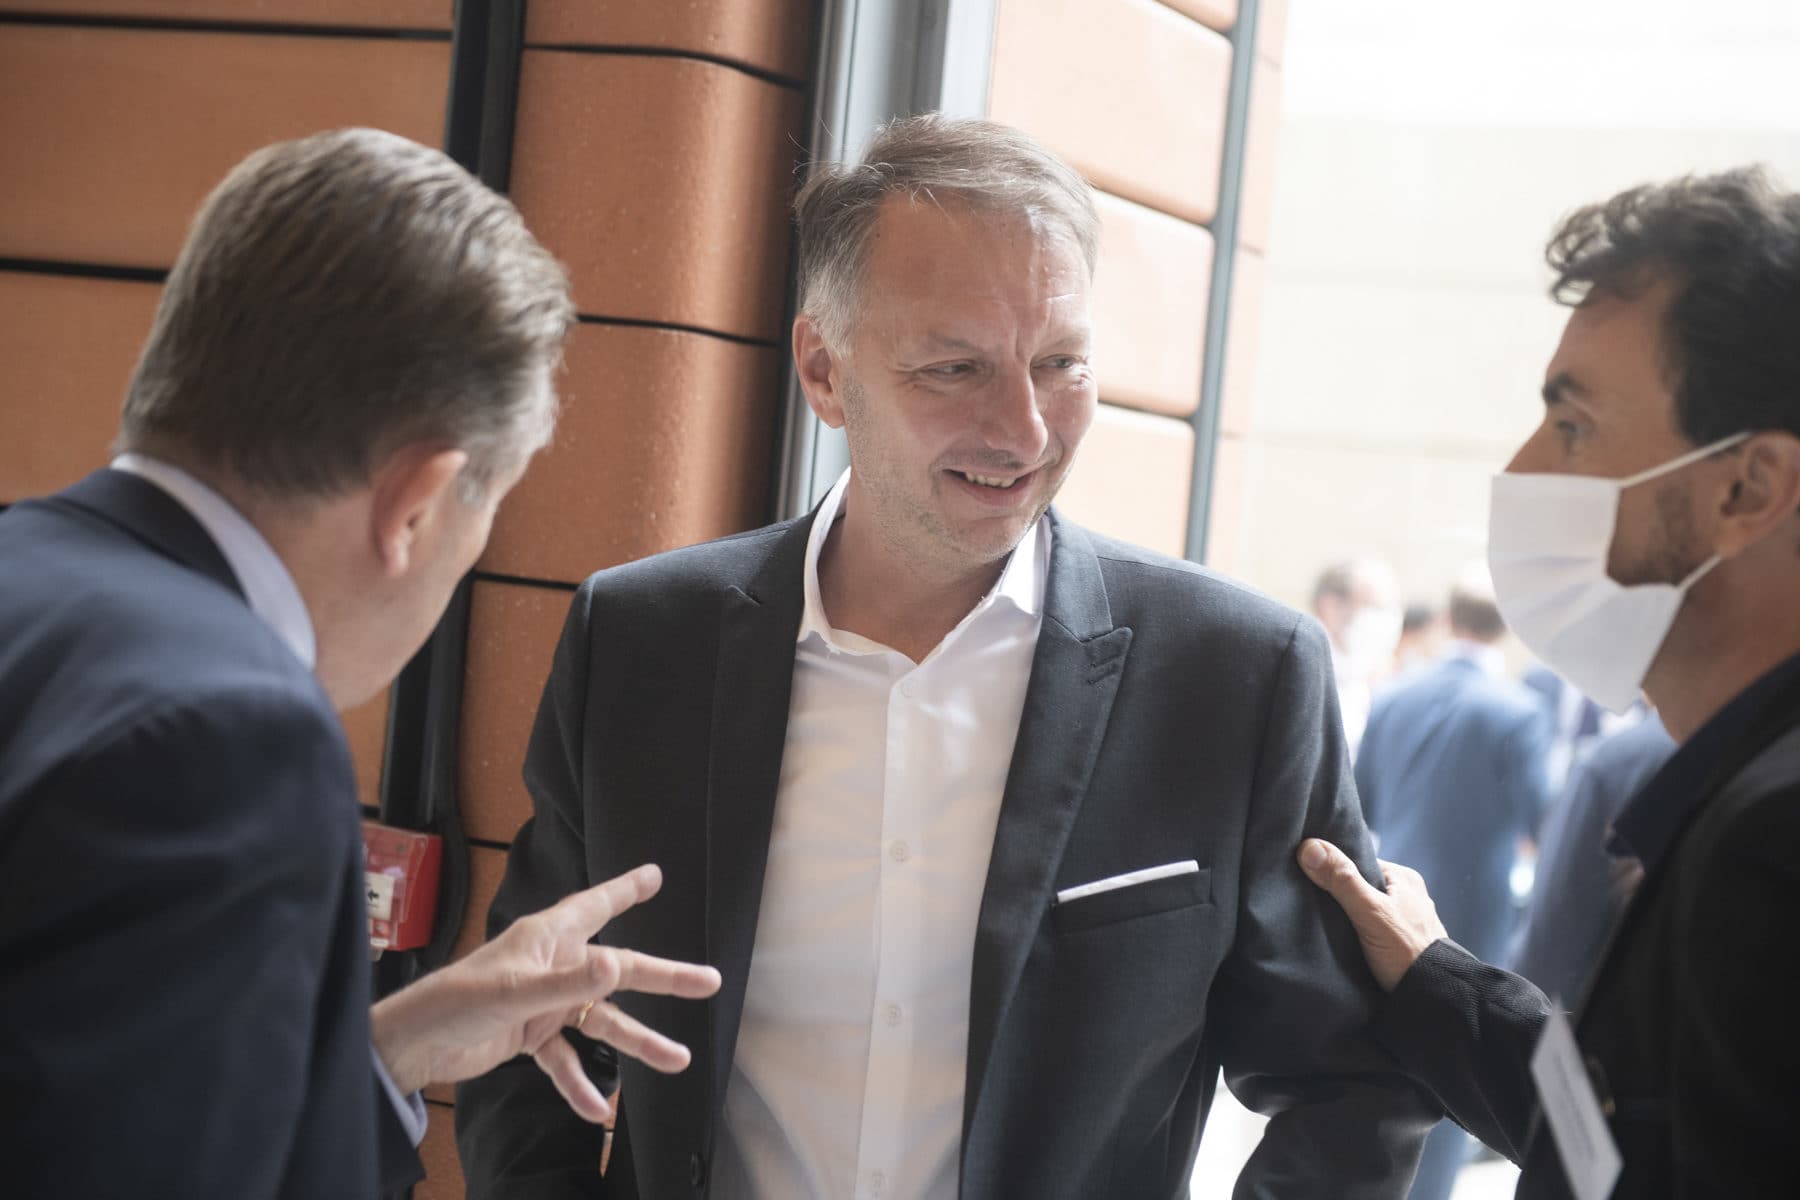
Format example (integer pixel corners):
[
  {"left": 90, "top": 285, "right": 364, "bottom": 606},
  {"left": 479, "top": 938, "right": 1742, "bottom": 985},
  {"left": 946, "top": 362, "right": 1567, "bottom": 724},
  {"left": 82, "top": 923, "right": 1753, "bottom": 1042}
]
[
  {"left": 1296, "top": 839, "right": 1447, "bottom": 992},
  {"left": 370, "top": 863, "right": 720, "bottom": 1122}
]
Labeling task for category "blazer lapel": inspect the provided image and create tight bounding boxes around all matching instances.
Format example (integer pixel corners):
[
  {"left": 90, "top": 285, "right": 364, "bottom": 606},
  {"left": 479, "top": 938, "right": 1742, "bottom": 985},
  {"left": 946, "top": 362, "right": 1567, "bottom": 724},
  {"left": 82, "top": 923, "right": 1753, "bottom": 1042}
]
[
  {"left": 962, "top": 513, "right": 1133, "bottom": 1144},
  {"left": 703, "top": 517, "right": 813, "bottom": 1119}
]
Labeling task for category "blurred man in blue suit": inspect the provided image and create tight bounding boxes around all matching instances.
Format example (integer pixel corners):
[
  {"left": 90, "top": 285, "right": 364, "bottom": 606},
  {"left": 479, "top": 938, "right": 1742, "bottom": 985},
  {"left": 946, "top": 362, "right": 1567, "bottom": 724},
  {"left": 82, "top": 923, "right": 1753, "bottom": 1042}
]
[
  {"left": 1355, "top": 566, "right": 1552, "bottom": 1200},
  {"left": 1509, "top": 713, "right": 1675, "bottom": 1006}
]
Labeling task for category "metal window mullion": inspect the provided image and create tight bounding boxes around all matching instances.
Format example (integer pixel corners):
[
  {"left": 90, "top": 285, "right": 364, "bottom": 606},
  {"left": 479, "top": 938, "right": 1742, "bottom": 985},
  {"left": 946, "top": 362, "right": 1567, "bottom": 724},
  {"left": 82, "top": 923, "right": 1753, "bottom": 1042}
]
[{"left": 1184, "top": 0, "right": 1261, "bottom": 564}]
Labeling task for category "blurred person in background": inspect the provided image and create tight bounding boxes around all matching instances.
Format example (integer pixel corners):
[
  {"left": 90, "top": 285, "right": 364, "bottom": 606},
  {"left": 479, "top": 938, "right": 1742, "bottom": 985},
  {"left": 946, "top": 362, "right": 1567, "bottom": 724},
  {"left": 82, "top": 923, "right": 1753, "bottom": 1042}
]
[
  {"left": 1352, "top": 564, "right": 1552, "bottom": 1200},
  {"left": 1311, "top": 556, "right": 1403, "bottom": 756},
  {"left": 1393, "top": 600, "right": 1447, "bottom": 677},
  {"left": 1521, "top": 662, "right": 1611, "bottom": 793},
  {"left": 1509, "top": 713, "right": 1676, "bottom": 1007}
]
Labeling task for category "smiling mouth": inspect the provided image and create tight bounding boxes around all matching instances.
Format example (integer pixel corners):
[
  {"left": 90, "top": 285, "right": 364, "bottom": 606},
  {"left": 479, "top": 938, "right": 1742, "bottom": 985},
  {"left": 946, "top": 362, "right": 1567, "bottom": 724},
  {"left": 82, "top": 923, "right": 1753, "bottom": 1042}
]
[{"left": 953, "top": 469, "right": 1027, "bottom": 490}]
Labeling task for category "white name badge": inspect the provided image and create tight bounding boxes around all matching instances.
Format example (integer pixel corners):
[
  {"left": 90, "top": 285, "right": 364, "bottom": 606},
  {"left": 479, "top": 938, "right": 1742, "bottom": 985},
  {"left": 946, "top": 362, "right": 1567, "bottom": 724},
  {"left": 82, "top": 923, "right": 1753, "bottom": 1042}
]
[{"left": 1529, "top": 1008, "right": 1623, "bottom": 1200}]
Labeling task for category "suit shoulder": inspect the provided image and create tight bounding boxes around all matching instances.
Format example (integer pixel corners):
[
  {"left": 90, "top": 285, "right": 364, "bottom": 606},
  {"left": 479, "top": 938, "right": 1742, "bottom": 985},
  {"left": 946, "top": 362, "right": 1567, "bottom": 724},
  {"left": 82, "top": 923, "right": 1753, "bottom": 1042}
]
[
  {"left": 1077, "top": 525, "right": 1311, "bottom": 642},
  {"left": 0, "top": 522, "right": 343, "bottom": 812},
  {"left": 572, "top": 518, "right": 807, "bottom": 605},
  {"left": 1473, "top": 674, "right": 1551, "bottom": 725},
  {"left": 1584, "top": 717, "right": 1675, "bottom": 774}
]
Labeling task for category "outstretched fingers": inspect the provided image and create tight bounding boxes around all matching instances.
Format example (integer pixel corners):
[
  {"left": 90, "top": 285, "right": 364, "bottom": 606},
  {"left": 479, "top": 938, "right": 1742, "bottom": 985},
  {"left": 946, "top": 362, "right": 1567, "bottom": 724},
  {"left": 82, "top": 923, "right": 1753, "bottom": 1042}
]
[
  {"left": 532, "top": 1034, "right": 614, "bottom": 1124},
  {"left": 578, "top": 998, "right": 696, "bottom": 1074},
  {"left": 550, "top": 864, "right": 665, "bottom": 941},
  {"left": 602, "top": 946, "right": 723, "bottom": 1001}
]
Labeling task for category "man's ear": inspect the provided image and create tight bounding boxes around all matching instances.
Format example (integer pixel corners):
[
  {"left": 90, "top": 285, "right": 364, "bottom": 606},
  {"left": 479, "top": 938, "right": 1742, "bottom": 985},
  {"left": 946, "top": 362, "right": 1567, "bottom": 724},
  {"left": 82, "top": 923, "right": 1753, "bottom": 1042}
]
[
  {"left": 1717, "top": 432, "right": 1800, "bottom": 555},
  {"left": 793, "top": 313, "right": 849, "bottom": 430},
  {"left": 369, "top": 444, "right": 469, "bottom": 578}
]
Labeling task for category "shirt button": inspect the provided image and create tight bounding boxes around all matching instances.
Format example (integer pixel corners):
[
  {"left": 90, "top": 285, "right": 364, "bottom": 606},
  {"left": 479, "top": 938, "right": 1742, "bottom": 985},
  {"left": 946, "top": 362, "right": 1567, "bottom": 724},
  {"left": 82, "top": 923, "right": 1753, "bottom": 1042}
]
[
  {"left": 899, "top": 679, "right": 916, "bottom": 698},
  {"left": 889, "top": 840, "right": 910, "bottom": 863},
  {"left": 883, "top": 1002, "right": 903, "bottom": 1027}
]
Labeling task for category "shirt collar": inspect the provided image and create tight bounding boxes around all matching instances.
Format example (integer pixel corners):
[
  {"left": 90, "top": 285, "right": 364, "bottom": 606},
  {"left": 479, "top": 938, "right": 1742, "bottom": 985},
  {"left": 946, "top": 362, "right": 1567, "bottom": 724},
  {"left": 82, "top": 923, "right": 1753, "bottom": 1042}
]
[
  {"left": 1608, "top": 650, "right": 1800, "bottom": 872},
  {"left": 111, "top": 454, "right": 317, "bottom": 669},
  {"left": 797, "top": 469, "right": 1049, "bottom": 652},
  {"left": 1445, "top": 639, "right": 1506, "bottom": 678}
]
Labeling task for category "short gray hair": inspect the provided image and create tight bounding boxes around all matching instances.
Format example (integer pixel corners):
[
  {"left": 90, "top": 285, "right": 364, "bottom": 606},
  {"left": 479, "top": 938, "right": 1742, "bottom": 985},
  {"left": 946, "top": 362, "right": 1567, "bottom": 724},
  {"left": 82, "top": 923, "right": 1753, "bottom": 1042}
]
[
  {"left": 119, "top": 127, "right": 574, "bottom": 503},
  {"left": 793, "top": 113, "right": 1100, "bottom": 349}
]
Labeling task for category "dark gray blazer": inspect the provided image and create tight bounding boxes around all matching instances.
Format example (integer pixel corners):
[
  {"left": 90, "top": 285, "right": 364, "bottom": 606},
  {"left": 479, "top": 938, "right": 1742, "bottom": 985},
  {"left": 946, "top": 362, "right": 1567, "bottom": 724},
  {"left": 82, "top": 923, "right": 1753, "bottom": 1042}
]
[{"left": 456, "top": 510, "right": 1435, "bottom": 1199}]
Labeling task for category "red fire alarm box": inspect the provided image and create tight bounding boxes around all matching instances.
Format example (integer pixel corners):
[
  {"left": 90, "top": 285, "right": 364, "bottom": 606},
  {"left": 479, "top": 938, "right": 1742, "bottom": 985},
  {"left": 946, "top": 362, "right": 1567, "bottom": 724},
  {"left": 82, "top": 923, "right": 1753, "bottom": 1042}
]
[{"left": 362, "top": 821, "right": 443, "bottom": 957}]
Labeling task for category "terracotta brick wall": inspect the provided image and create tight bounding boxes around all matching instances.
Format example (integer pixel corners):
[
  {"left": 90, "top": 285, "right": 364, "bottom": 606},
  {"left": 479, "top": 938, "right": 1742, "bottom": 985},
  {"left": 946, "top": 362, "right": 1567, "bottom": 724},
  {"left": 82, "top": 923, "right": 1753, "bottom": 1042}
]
[
  {"left": 0, "top": 3, "right": 455, "bottom": 803},
  {"left": 985, "top": 0, "right": 1287, "bottom": 571}
]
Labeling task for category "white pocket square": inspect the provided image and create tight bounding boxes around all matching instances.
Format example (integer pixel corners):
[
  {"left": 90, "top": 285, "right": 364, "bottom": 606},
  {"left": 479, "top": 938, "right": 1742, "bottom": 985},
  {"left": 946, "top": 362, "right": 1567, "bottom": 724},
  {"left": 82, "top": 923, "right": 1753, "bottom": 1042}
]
[{"left": 1055, "top": 859, "right": 1200, "bottom": 905}]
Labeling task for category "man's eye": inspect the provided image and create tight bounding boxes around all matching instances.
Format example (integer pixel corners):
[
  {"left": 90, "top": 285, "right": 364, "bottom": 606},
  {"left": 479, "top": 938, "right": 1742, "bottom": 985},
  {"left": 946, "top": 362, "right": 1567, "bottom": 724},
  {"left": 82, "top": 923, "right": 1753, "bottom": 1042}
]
[{"left": 928, "top": 363, "right": 973, "bottom": 377}]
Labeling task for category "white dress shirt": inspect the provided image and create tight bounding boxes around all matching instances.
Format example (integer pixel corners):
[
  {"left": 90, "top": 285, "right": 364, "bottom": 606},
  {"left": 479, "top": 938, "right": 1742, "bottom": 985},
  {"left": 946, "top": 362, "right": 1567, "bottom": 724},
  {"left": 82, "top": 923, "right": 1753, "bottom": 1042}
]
[
  {"left": 109, "top": 454, "right": 427, "bottom": 1146},
  {"left": 714, "top": 471, "right": 1050, "bottom": 1200}
]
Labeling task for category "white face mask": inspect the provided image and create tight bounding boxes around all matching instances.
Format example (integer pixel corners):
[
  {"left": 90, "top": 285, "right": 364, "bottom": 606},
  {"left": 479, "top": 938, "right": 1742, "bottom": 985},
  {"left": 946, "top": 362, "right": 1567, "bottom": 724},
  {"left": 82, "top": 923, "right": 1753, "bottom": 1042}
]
[
  {"left": 1487, "top": 432, "right": 1748, "bottom": 714},
  {"left": 1342, "top": 605, "right": 1403, "bottom": 681}
]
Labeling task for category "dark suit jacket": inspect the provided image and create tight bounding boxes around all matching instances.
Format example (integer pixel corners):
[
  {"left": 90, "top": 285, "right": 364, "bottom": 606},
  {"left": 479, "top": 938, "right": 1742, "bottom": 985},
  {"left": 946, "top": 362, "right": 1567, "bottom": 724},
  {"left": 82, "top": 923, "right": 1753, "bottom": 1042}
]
[
  {"left": 456, "top": 510, "right": 1434, "bottom": 1199},
  {"left": 1375, "top": 665, "right": 1800, "bottom": 1197},
  {"left": 0, "top": 470, "right": 422, "bottom": 1198},
  {"left": 1356, "top": 656, "right": 1551, "bottom": 964}
]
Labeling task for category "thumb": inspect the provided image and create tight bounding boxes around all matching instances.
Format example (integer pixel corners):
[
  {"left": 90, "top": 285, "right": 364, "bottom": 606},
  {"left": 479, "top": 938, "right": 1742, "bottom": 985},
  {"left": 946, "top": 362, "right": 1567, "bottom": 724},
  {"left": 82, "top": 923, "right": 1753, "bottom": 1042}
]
[{"left": 1297, "top": 838, "right": 1387, "bottom": 918}]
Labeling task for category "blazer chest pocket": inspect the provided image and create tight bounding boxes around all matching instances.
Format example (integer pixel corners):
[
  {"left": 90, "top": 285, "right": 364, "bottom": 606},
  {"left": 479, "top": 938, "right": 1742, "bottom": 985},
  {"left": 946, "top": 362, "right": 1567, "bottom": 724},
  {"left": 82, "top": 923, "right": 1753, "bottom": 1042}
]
[{"left": 1051, "top": 866, "right": 1212, "bottom": 935}]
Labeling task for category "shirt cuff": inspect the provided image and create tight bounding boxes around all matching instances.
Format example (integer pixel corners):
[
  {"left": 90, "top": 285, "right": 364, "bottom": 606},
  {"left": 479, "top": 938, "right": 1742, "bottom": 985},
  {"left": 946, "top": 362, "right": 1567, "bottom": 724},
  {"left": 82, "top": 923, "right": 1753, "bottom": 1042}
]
[{"left": 372, "top": 1045, "right": 429, "bottom": 1147}]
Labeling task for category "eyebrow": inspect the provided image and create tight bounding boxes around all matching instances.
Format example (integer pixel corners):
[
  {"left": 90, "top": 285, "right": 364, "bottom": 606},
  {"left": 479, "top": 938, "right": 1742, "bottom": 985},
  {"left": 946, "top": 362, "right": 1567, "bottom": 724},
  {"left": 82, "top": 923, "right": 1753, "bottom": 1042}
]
[{"left": 1541, "top": 371, "right": 1587, "bottom": 406}]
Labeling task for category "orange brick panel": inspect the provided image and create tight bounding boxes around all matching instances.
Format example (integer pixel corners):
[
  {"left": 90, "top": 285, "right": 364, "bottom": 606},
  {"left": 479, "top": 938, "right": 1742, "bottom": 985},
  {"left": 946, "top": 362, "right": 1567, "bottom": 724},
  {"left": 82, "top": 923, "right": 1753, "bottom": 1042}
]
[
  {"left": 0, "top": 26, "right": 450, "bottom": 268},
  {"left": 1092, "top": 192, "right": 1212, "bottom": 419},
  {"left": 989, "top": 0, "right": 1232, "bottom": 225},
  {"left": 1158, "top": 0, "right": 1236, "bottom": 33},
  {"left": 452, "top": 844, "right": 510, "bottom": 963},
  {"left": 483, "top": 323, "right": 780, "bottom": 582},
  {"left": 0, "top": 272, "right": 160, "bottom": 501},
  {"left": 0, "top": 2, "right": 452, "bottom": 27},
  {"left": 1054, "top": 403, "right": 1195, "bottom": 558},
  {"left": 525, "top": 0, "right": 811, "bottom": 81},
  {"left": 413, "top": 1103, "right": 464, "bottom": 1200},
  {"left": 339, "top": 687, "right": 391, "bottom": 811},
  {"left": 458, "top": 581, "right": 571, "bottom": 845},
  {"left": 508, "top": 50, "right": 803, "bottom": 341}
]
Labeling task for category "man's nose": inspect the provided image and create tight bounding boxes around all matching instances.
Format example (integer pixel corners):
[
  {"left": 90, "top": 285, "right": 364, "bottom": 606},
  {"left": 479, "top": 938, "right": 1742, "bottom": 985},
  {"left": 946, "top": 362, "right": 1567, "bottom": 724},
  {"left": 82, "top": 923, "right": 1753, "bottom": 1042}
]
[{"left": 983, "top": 368, "right": 1049, "bottom": 463}]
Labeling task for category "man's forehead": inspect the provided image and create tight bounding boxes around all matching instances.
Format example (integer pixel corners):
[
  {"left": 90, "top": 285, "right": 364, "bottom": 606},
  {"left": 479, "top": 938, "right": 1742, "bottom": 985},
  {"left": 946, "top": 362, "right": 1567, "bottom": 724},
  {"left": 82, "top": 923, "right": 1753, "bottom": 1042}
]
[{"left": 1545, "top": 286, "right": 1678, "bottom": 402}]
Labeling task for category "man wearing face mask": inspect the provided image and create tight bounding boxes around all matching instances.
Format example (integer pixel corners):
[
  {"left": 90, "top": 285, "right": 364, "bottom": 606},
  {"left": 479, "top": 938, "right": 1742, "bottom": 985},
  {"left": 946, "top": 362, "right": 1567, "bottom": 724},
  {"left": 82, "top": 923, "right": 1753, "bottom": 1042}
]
[
  {"left": 1297, "top": 167, "right": 1800, "bottom": 1198},
  {"left": 1311, "top": 558, "right": 1404, "bottom": 757}
]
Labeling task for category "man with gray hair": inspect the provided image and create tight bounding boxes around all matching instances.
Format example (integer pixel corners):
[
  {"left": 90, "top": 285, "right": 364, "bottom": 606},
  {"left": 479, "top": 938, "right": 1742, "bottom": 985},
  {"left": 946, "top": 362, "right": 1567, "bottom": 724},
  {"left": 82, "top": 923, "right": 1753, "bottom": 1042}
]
[
  {"left": 459, "top": 113, "right": 1433, "bottom": 1198},
  {"left": 0, "top": 128, "right": 719, "bottom": 1198}
]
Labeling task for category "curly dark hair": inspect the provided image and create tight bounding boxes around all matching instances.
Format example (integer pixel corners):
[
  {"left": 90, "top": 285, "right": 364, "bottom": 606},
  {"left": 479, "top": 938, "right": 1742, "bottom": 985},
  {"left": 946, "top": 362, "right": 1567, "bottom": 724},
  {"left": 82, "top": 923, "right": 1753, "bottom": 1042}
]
[{"left": 1546, "top": 167, "right": 1800, "bottom": 445}]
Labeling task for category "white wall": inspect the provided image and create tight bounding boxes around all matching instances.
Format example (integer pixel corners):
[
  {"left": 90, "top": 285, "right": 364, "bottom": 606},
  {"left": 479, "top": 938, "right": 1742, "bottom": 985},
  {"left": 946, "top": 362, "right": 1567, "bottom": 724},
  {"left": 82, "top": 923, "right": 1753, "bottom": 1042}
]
[{"left": 1226, "top": 0, "right": 1800, "bottom": 613}]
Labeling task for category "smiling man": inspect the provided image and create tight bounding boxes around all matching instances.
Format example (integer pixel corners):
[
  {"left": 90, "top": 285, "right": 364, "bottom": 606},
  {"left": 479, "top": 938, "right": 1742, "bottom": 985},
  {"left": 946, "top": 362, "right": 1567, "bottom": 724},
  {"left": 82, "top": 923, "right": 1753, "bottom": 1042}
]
[{"left": 457, "top": 114, "right": 1434, "bottom": 1199}]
